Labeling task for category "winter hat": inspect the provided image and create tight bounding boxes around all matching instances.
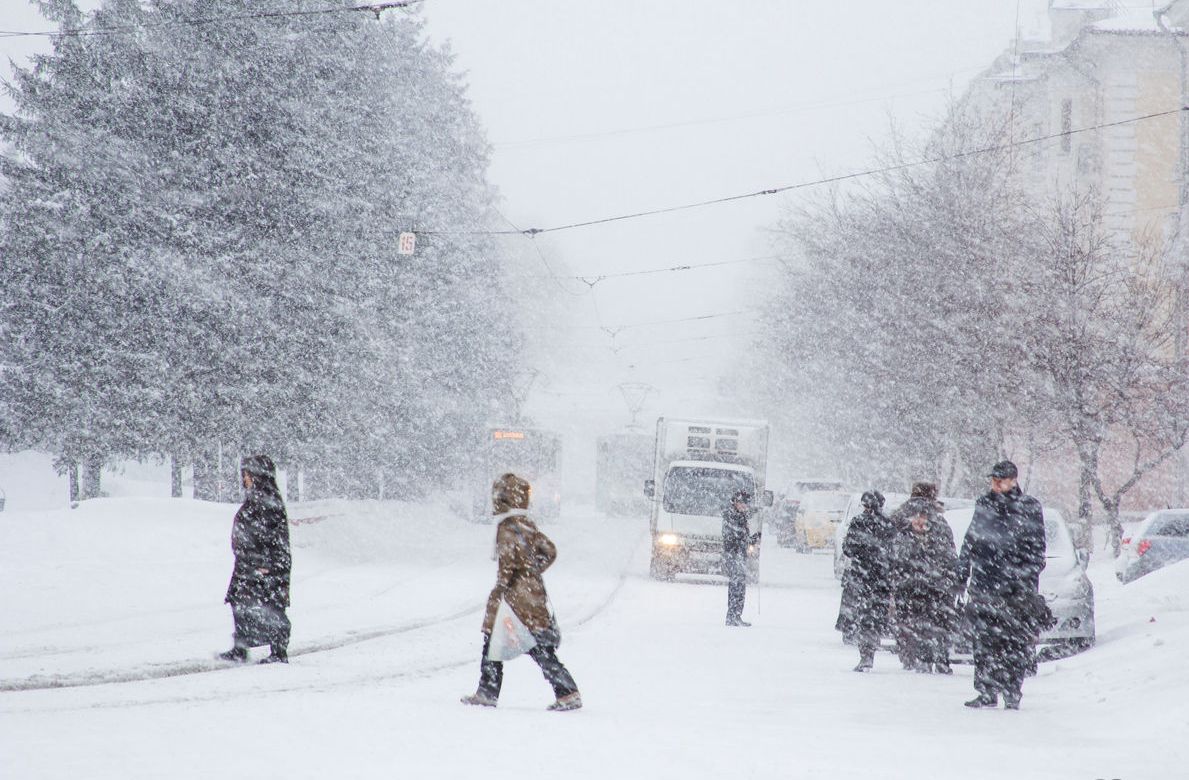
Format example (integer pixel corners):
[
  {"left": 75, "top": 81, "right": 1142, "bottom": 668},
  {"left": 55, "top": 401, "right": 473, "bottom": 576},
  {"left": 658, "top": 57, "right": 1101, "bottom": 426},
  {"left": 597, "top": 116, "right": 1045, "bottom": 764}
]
[
  {"left": 731, "top": 490, "right": 752, "bottom": 505},
  {"left": 240, "top": 454, "right": 276, "bottom": 480},
  {"left": 861, "top": 490, "right": 885, "bottom": 510},
  {"left": 492, "top": 472, "right": 531, "bottom": 514},
  {"left": 988, "top": 460, "right": 1018, "bottom": 479},
  {"left": 910, "top": 482, "right": 939, "bottom": 501}
]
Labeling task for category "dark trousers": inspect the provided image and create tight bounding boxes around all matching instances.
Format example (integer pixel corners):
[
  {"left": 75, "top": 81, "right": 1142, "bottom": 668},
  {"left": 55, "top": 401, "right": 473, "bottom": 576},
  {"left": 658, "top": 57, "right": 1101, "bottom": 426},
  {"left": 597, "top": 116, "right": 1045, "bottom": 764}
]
[
  {"left": 970, "top": 608, "right": 1032, "bottom": 699},
  {"left": 477, "top": 636, "right": 578, "bottom": 701},
  {"left": 724, "top": 552, "right": 747, "bottom": 620},
  {"left": 231, "top": 602, "right": 290, "bottom": 652}
]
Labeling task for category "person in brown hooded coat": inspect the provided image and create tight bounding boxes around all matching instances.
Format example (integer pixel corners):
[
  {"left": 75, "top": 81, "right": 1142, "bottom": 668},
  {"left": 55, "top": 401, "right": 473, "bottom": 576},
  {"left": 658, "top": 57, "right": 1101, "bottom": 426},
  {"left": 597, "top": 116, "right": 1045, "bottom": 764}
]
[{"left": 461, "top": 473, "right": 581, "bottom": 711}]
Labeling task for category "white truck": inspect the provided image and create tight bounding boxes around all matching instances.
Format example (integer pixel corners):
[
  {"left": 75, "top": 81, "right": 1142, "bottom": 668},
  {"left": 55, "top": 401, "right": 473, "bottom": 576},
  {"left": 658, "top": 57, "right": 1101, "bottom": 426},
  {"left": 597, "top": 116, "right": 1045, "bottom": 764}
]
[{"left": 644, "top": 417, "right": 772, "bottom": 580}]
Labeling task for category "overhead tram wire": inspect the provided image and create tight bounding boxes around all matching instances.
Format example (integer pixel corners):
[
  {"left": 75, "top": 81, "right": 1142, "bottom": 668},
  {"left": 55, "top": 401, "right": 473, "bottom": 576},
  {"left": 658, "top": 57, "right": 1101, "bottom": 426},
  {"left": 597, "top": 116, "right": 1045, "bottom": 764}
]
[
  {"left": 538, "top": 254, "right": 782, "bottom": 288},
  {"left": 491, "top": 62, "right": 993, "bottom": 150},
  {"left": 0, "top": 1, "right": 424, "bottom": 39},
  {"left": 420, "top": 106, "right": 1189, "bottom": 239}
]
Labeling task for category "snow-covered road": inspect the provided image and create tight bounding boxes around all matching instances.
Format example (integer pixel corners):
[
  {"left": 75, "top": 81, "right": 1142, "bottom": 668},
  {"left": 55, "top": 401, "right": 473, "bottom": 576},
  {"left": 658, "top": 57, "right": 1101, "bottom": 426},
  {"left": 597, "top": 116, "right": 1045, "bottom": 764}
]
[{"left": 3, "top": 497, "right": 1186, "bottom": 779}]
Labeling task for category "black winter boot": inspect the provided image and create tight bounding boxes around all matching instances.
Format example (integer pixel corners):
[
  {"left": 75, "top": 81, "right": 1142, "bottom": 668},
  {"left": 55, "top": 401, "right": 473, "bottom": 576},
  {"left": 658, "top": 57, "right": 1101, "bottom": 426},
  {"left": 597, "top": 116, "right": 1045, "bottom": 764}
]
[
  {"left": 217, "top": 646, "right": 248, "bottom": 663},
  {"left": 964, "top": 693, "right": 998, "bottom": 708},
  {"left": 259, "top": 645, "right": 288, "bottom": 664},
  {"left": 853, "top": 648, "right": 875, "bottom": 672}
]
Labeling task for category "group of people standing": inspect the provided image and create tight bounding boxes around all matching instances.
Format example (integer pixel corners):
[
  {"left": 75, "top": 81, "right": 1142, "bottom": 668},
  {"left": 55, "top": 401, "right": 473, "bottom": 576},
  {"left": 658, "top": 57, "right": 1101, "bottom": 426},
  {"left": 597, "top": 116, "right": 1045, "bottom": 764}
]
[
  {"left": 836, "top": 461, "right": 1052, "bottom": 710},
  {"left": 836, "top": 482, "right": 957, "bottom": 675}
]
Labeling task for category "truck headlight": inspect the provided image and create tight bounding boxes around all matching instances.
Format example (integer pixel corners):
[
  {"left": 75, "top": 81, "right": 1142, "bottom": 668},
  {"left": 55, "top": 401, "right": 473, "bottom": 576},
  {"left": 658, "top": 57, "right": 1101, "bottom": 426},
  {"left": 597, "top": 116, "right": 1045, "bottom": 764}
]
[{"left": 660, "top": 533, "right": 680, "bottom": 546}]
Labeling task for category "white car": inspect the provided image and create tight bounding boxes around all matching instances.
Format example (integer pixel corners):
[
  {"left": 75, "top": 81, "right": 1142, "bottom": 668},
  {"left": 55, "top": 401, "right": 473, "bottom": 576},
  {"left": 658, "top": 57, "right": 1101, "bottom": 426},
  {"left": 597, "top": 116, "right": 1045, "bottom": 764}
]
[
  {"left": 946, "top": 505, "right": 1095, "bottom": 655},
  {"left": 1115, "top": 509, "right": 1189, "bottom": 584}
]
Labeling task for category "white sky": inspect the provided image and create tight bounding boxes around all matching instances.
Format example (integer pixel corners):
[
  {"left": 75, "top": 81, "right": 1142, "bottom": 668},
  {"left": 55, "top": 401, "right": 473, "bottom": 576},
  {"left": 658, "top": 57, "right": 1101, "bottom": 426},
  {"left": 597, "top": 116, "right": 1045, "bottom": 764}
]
[{"left": 0, "top": 0, "right": 1056, "bottom": 429}]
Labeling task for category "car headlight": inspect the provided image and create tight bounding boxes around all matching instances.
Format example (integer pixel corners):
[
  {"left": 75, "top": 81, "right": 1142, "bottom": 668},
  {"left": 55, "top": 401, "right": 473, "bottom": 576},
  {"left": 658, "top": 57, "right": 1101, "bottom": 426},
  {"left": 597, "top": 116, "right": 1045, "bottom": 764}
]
[{"left": 659, "top": 533, "right": 680, "bottom": 546}]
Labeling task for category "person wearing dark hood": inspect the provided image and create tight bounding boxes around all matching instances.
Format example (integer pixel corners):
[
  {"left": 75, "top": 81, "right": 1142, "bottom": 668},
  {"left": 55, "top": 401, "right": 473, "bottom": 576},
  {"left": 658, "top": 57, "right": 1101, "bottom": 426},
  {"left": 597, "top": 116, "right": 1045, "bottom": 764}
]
[
  {"left": 956, "top": 460, "right": 1048, "bottom": 710},
  {"left": 461, "top": 473, "right": 581, "bottom": 711},
  {"left": 219, "top": 454, "right": 291, "bottom": 664},
  {"left": 836, "top": 490, "right": 895, "bottom": 671},
  {"left": 889, "top": 503, "right": 958, "bottom": 674},
  {"left": 722, "top": 490, "right": 759, "bottom": 627}
]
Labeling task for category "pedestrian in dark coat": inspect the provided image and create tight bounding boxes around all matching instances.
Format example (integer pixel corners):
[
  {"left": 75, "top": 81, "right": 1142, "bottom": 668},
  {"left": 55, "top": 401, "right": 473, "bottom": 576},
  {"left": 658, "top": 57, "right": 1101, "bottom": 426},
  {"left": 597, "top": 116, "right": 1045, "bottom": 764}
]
[
  {"left": 956, "top": 461, "right": 1048, "bottom": 709},
  {"left": 836, "top": 490, "right": 895, "bottom": 671},
  {"left": 722, "top": 490, "right": 758, "bottom": 627},
  {"left": 890, "top": 500, "right": 958, "bottom": 674},
  {"left": 219, "top": 454, "right": 291, "bottom": 664},
  {"left": 461, "top": 473, "right": 581, "bottom": 712}
]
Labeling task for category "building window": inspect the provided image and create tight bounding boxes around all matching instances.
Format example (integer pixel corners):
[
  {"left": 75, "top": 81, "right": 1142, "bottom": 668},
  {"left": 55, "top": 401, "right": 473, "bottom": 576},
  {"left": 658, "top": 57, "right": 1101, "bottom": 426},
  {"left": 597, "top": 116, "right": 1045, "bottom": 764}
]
[{"left": 1061, "top": 99, "right": 1073, "bottom": 153}]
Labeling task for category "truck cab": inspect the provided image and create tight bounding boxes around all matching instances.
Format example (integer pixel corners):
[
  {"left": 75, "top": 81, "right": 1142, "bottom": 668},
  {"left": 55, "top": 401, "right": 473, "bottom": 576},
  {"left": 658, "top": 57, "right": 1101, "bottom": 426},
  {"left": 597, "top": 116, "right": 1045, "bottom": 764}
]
[{"left": 645, "top": 418, "right": 772, "bottom": 580}]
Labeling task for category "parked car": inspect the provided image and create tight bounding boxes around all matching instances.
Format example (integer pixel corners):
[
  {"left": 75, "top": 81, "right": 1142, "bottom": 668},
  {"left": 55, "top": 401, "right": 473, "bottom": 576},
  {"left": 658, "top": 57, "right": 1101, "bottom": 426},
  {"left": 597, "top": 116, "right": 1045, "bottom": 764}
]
[
  {"left": 947, "top": 505, "right": 1095, "bottom": 656},
  {"left": 790, "top": 489, "right": 853, "bottom": 552},
  {"left": 771, "top": 478, "right": 846, "bottom": 547},
  {"left": 1115, "top": 509, "right": 1189, "bottom": 584}
]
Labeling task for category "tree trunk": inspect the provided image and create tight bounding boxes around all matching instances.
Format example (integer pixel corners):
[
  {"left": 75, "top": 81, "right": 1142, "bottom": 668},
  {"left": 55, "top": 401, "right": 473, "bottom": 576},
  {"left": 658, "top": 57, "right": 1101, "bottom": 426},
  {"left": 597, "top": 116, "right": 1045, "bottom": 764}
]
[
  {"left": 67, "top": 461, "right": 80, "bottom": 504},
  {"left": 1077, "top": 465, "right": 1095, "bottom": 554},
  {"left": 193, "top": 448, "right": 219, "bottom": 501},
  {"left": 1105, "top": 497, "right": 1122, "bottom": 558},
  {"left": 286, "top": 464, "right": 301, "bottom": 503},
  {"left": 170, "top": 455, "right": 184, "bottom": 498},
  {"left": 82, "top": 455, "right": 103, "bottom": 499}
]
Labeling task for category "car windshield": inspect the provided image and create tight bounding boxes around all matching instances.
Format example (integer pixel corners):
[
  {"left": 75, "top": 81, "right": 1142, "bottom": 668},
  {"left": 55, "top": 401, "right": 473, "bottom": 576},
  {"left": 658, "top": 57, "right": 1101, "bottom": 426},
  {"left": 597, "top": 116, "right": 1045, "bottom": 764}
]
[{"left": 663, "top": 467, "right": 754, "bottom": 516}]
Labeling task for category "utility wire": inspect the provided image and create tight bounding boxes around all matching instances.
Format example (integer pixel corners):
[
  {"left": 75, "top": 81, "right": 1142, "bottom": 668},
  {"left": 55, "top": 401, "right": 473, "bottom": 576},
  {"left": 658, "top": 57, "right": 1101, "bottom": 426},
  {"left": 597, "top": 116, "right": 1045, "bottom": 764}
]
[
  {"left": 0, "top": 1, "right": 423, "bottom": 39},
  {"left": 547, "top": 254, "right": 781, "bottom": 288},
  {"left": 527, "top": 309, "right": 756, "bottom": 333},
  {"left": 494, "top": 86, "right": 952, "bottom": 149},
  {"left": 422, "top": 106, "right": 1189, "bottom": 238}
]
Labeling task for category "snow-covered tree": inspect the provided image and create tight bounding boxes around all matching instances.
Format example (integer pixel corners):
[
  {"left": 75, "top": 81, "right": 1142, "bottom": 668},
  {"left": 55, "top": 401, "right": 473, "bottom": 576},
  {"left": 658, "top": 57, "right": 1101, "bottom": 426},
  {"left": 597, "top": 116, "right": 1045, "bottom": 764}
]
[{"left": 1, "top": 0, "right": 519, "bottom": 501}]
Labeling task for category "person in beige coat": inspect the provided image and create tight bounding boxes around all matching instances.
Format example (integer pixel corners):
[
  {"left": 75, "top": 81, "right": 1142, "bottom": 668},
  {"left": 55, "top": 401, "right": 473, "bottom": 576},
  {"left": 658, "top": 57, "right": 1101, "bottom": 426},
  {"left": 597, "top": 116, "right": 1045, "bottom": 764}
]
[{"left": 461, "top": 473, "right": 581, "bottom": 711}]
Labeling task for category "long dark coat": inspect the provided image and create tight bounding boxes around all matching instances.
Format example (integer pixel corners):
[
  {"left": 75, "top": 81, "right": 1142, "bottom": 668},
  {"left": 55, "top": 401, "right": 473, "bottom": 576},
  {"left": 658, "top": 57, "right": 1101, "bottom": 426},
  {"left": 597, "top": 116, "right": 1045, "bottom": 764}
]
[
  {"left": 956, "top": 486, "right": 1049, "bottom": 693},
  {"left": 957, "top": 487, "right": 1047, "bottom": 600},
  {"left": 722, "top": 504, "right": 751, "bottom": 561},
  {"left": 836, "top": 508, "right": 895, "bottom": 641},
  {"left": 226, "top": 487, "right": 292, "bottom": 614},
  {"left": 890, "top": 506, "right": 958, "bottom": 662}
]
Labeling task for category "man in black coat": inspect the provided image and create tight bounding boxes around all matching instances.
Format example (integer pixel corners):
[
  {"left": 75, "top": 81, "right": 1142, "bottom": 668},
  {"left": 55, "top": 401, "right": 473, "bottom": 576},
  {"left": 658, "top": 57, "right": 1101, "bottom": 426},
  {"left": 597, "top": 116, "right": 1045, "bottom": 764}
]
[
  {"left": 836, "top": 490, "right": 895, "bottom": 671},
  {"left": 955, "top": 460, "right": 1047, "bottom": 709},
  {"left": 722, "top": 490, "right": 757, "bottom": 627},
  {"left": 219, "top": 454, "right": 292, "bottom": 664}
]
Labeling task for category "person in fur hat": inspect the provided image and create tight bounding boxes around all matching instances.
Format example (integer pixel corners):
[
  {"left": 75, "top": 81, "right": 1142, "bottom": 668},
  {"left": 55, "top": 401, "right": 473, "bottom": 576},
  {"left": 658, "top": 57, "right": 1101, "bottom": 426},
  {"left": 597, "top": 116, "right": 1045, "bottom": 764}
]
[
  {"left": 836, "top": 490, "right": 896, "bottom": 671},
  {"left": 461, "top": 473, "right": 582, "bottom": 711},
  {"left": 889, "top": 506, "right": 958, "bottom": 674},
  {"left": 219, "top": 454, "right": 292, "bottom": 664}
]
